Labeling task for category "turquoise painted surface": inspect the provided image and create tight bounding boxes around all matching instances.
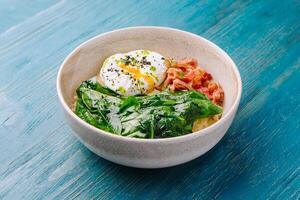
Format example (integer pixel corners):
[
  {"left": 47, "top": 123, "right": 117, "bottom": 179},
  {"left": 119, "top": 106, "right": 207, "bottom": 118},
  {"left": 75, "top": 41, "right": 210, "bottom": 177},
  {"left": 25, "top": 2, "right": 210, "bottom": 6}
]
[{"left": 0, "top": 0, "right": 299, "bottom": 199}]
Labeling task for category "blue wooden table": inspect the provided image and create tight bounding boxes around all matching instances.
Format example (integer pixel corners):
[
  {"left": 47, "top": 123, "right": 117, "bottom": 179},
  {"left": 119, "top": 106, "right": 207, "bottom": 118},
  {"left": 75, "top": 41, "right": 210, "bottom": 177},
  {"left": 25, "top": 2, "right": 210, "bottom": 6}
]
[{"left": 1, "top": 0, "right": 299, "bottom": 199}]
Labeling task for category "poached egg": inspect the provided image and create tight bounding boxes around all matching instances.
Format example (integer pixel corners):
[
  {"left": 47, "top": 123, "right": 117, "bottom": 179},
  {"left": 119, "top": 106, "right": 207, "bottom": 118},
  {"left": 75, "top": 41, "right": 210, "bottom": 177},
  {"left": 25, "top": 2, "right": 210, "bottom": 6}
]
[{"left": 98, "top": 50, "right": 167, "bottom": 96}]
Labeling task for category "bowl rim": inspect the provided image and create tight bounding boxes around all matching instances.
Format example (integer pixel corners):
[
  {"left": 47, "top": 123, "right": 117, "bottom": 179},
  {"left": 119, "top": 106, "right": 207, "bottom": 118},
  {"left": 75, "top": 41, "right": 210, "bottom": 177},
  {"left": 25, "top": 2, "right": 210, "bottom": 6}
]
[{"left": 57, "top": 26, "right": 242, "bottom": 143}]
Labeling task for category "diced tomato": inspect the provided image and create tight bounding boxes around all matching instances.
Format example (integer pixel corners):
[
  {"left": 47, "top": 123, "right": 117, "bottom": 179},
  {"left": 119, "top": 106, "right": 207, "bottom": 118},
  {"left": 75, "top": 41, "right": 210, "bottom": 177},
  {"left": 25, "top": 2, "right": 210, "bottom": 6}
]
[
  {"left": 201, "top": 72, "right": 212, "bottom": 81},
  {"left": 208, "top": 82, "right": 218, "bottom": 93},
  {"left": 192, "top": 75, "right": 202, "bottom": 89},
  {"left": 197, "top": 87, "right": 209, "bottom": 96},
  {"left": 193, "top": 67, "right": 204, "bottom": 76},
  {"left": 161, "top": 58, "right": 224, "bottom": 105},
  {"left": 182, "top": 69, "right": 195, "bottom": 82},
  {"left": 177, "top": 58, "right": 198, "bottom": 68},
  {"left": 172, "top": 79, "right": 191, "bottom": 90},
  {"left": 212, "top": 86, "right": 224, "bottom": 105}
]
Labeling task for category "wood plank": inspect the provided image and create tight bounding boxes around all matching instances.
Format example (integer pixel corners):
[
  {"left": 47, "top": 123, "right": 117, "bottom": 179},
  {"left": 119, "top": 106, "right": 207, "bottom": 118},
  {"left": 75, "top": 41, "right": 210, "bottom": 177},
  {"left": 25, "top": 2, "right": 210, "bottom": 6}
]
[
  {"left": 0, "top": 0, "right": 299, "bottom": 199},
  {"left": 0, "top": 0, "right": 59, "bottom": 33}
]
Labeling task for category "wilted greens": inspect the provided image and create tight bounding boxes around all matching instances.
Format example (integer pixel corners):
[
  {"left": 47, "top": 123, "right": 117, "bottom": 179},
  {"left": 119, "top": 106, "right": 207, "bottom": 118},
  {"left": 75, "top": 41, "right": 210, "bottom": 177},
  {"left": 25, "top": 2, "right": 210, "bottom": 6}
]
[{"left": 74, "top": 80, "right": 223, "bottom": 139}]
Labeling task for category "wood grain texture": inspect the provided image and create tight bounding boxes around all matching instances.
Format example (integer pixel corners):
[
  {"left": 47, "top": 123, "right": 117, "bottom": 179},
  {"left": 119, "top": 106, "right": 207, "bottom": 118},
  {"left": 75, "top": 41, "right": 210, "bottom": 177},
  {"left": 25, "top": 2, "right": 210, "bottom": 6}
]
[{"left": 0, "top": 0, "right": 299, "bottom": 199}]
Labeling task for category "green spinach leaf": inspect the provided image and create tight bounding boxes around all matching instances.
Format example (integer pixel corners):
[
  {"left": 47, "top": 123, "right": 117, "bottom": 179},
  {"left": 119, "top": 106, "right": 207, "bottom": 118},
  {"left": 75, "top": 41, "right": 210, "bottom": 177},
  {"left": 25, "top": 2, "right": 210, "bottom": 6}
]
[{"left": 74, "top": 80, "right": 223, "bottom": 139}]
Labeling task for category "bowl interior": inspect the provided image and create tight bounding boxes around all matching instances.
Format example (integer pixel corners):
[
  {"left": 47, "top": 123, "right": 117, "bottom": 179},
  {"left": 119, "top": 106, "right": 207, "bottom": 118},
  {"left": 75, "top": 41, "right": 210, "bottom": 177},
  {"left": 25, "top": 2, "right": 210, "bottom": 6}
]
[{"left": 58, "top": 27, "right": 239, "bottom": 117}]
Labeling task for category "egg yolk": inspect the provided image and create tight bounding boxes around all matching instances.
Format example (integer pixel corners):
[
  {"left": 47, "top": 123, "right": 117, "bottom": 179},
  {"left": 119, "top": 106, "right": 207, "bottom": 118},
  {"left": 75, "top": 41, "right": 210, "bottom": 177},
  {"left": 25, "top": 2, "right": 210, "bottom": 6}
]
[{"left": 118, "top": 63, "right": 155, "bottom": 92}]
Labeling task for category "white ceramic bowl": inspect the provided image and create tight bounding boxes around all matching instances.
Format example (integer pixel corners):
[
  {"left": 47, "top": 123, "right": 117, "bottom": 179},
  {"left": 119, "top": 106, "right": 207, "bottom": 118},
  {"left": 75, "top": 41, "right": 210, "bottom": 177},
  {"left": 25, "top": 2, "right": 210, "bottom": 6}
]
[{"left": 57, "top": 26, "right": 242, "bottom": 168}]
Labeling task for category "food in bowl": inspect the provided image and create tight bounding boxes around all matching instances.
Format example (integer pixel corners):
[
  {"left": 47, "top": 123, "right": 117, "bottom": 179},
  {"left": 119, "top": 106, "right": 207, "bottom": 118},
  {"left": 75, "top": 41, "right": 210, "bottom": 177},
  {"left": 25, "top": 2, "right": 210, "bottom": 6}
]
[
  {"left": 57, "top": 26, "right": 242, "bottom": 168},
  {"left": 74, "top": 50, "right": 224, "bottom": 139}
]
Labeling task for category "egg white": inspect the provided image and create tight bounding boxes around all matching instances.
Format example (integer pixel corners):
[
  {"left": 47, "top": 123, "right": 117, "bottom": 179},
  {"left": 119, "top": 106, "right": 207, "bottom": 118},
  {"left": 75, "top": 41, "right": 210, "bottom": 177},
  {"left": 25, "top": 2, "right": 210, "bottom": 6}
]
[{"left": 99, "top": 50, "right": 167, "bottom": 96}]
